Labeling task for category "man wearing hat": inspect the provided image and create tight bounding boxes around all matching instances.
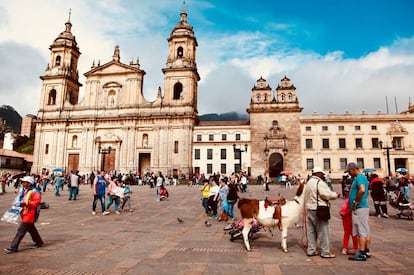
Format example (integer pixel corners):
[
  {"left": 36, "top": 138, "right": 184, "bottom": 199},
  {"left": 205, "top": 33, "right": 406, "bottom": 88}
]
[
  {"left": 346, "top": 162, "right": 371, "bottom": 261},
  {"left": 4, "top": 176, "right": 44, "bottom": 254},
  {"left": 304, "top": 167, "right": 340, "bottom": 258}
]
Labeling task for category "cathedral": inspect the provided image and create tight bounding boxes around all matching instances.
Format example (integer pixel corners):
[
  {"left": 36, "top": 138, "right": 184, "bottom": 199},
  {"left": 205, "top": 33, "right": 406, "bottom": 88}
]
[{"left": 32, "top": 7, "right": 414, "bottom": 180}]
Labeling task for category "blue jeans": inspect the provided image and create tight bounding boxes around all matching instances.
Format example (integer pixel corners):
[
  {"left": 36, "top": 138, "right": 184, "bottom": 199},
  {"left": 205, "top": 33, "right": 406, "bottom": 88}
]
[
  {"left": 403, "top": 186, "right": 410, "bottom": 200},
  {"left": 202, "top": 198, "right": 209, "bottom": 214},
  {"left": 69, "top": 187, "right": 78, "bottom": 200},
  {"left": 93, "top": 194, "right": 106, "bottom": 212},
  {"left": 306, "top": 209, "right": 331, "bottom": 256},
  {"left": 55, "top": 185, "right": 61, "bottom": 196},
  {"left": 106, "top": 195, "right": 119, "bottom": 211},
  {"left": 227, "top": 200, "right": 235, "bottom": 218}
]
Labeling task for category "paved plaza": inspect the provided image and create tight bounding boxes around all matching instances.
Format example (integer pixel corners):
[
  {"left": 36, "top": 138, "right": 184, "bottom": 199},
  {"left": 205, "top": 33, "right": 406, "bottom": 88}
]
[{"left": 0, "top": 182, "right": 413, "bottom": 275}]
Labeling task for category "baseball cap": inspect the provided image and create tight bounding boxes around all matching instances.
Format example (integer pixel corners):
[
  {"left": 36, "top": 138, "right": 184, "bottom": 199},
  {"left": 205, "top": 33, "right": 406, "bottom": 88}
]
[
  {"left": 312, "top": 167, "right": 326, "bottom": 175},
  {"left": 21, "top": 176, "right": 34, "bottom": 185},
  {"left": 345, "top": 162, "right": 358, "bottom": 173}
]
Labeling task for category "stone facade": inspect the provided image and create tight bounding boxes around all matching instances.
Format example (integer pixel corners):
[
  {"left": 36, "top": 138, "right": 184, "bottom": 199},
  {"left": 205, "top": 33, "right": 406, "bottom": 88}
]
[{"left": 32, "top": 7, "right": 414, "bottom": 180}]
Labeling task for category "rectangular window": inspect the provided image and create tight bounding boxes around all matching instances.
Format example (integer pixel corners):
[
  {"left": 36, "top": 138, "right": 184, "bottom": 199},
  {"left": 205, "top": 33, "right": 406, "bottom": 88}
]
[
  {"left": 323, "top": 158, "right": 331, "bottom": 170},
  {"left": 196, "top": 134, "right": 202, "bottom": 141},
  {"left": 338, "top": 125, "right": 345, "bottom": 131},
  {"left": 221, "top": 149, "right": 226, "bottom": 160},
  {"left": 340, "top": 158, "right": 347, "bottom": 170},
  {"left": 305, "top": 139, "right": 313, "bottom": 149},
  {"left": 339, "top": 138, "right": 346, "bottom": 149},
  {"left": 393, "top": 137, "right": 403, "bottom": 150},
  {"left": 322, "top": 138, "right": 330, "bottom": 149},
  {"left": 306, "top": 158, "right": 314, "bottom": 170},
  {"left": 174, "top": 141, "right": 179, "bottom": 153},
  {"left": 194, "top": 149, "right": 200, "bottom": 160},
  {"left": 371, "top": 125, "right": 377, "bottom": 130},
  {"left": 235, "top": 133, "right": 241, "bottom": 141},
  {"left": 207, "top": 164, "right": 213, "bottom": 174},
  {"left": 221, "top": 134, "right": 227, "bottom": 141},
  {"left": 355, "top": 138, "right": 362, "bottom": 149},
  {"left": 234, "top": 150, "right": 241, "bottom": 160},
  {"left": 220, "top": 163, "right": 226, "bottom": 174},
  {"left": 45, "top": 144, "right": 49, "bottom": 154},
  {"left": 371, "top": 138, "right": 379, "bottom": 149},
  {"left": 355, "top": 125, "right": 361, "bottom": 131},
  {"left": 322, "top": 125, "right": 328, "bottom": 131},
  {"left": 305, "top": 126, "right": 312, "bottom": 131},
  {"left": 373, "top": 158, "right": 381, "bottom": 169},
  {"left": 207, "top": 149, "right": 213, "bottom": 160},
  {"left": 209, "top": 134, "right": 214, "bottom": 141},
  {"left": 357, "top": 158, "right": 364, "bottom": 169},
  {"left": 306, "top": 138, "right": 313, "bottom": 149}
]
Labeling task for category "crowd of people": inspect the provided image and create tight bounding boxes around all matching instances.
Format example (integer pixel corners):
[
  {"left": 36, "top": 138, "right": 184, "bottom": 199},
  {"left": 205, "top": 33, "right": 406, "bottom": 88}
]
[{"left": 2, "top": 165, "right": 412, "bottom": 259}]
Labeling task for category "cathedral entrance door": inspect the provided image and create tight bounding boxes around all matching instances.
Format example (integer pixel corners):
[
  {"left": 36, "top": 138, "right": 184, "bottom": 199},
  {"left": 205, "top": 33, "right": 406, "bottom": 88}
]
[
  {"left": 138, "top": 153, "right": 151, "bottom": 175},
  {"left": 102, "top": 149, "right": 115, "bottom": 172},
  {"left": 268, "top": 153, "right": 284, "bottom": 178},
  {"left": 68, "top": 154, "right": 79, "bottom": 173}
]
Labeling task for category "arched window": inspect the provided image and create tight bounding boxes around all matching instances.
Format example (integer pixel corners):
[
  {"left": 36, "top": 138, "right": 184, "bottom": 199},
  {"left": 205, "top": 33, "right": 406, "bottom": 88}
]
[
  {"left": 173, "top": 82, "right": 183, "bottom": 100},
  {"left": 281, "top": 93, "right": 285, "bottom": 102},
  {"left": 288, "top": 93, "right": 292, "bottom": 102},
  {"left": 108, "top": 90, "right": 116, "bottom": 106},
  {"left": 55, "top": 55, "right": 61, "bottom": 66},
  {"left": 177, "top": 46, "right": 183, "bottom": 58},
  {"left": 48, "top": 89, "right": 56, "bottom": 105},
  {"left": 72, "top": 135, "right": 78, "bottom": 148},
  {"left": 142, "top": 134, "right": 148, "bottom": 147},
  {"left": 264, "top": 94, "right": 268, "bottom": 102},
  {"left": 272, "top": 120, "right": 279, "bottom": 127},
  {"left": 256, "top": 94, "right": 261, "bottom": 102}
]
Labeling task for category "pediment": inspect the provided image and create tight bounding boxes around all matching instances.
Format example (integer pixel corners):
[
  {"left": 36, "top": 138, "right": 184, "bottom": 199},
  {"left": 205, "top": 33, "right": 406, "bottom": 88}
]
[{"left": 84, "top": 61, "right": 142, "bottom": 77}]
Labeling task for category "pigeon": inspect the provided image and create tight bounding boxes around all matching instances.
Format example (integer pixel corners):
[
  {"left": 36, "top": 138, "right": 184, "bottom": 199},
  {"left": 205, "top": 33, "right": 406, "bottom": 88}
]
[
  {"left": 177, "top": 217, "right": 184, "bottom": 223},
  {"left": 205, "top": 220, "right": 212, "bottom": 227}
]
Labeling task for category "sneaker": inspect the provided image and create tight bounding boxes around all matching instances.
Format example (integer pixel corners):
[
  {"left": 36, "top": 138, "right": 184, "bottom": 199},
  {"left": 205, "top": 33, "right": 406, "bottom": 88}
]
[
  {"left": 341, "top": 248, "right": 348, "bottom": 255},
  {"left": 129, "top": 209, "right": 134, "bottom": 212},
  {"left": 377, "top": 214, "right": 381, "bottom": 218},
  {"left": 348, "top": 252, "right": 367, "bottom": 261},
  {"left": 92, "top": 211, "right": 96, "bottom": 215},
  {"left": 116, "top": 211, "right": 121, "bottom": 215},
  {"left": 382, "top": 213, "right": 389, "bottom": 218},
  {"left": 102, "top": 211, "right": 110, "bottom": 215},
  {"left": 4, "top": 247, "right": 16, "bottom": 254},
  {"left": 210, "top": 214, "right": 218, "bottom": 219},
  {"left": 30, "top": 243, "right": 43, "bottom": 249},
  {"left": 363, "top": 250, "right": 371, "bottom": 258}
]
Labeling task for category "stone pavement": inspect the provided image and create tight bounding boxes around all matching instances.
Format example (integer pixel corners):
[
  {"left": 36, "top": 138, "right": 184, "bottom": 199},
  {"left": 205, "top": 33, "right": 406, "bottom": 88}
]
[{"left": 0, "top": 183, "right": 413, "bottom": 275}]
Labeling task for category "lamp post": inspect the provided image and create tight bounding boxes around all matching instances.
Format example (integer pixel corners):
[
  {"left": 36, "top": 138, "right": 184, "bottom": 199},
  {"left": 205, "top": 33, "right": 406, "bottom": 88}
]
[
  {"left": 379, "top": 140, "right": 395, "bottom": 177},
  {"left": 233, "top": 143, "right": 248, "bottom": 173}
]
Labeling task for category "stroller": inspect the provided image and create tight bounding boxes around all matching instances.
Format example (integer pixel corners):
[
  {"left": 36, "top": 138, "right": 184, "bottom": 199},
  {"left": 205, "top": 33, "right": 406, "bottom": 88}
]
[
  {"left": 224, "top": 218, "right": 264, "bottom": 241},
  {"left": 387, "top": 190, "right": 414, "bottom": 220}
]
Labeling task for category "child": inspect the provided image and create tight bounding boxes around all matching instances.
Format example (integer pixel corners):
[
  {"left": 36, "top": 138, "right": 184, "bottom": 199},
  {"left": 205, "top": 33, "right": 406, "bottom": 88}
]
[
  {"left": 121, "top": 183, "right": 133, "bottom": 212},
  {"left": 159, "top": 185, "right": 169, "bottom": 201},
  {"left": 340, "top": 185, "right": 358, "bottom": 255}
]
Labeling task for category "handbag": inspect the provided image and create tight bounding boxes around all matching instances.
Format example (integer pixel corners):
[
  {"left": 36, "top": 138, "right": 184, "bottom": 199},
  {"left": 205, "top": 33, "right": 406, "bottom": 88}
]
[{"left": 316, "top": 180, "right": 331, "bottom": 220}]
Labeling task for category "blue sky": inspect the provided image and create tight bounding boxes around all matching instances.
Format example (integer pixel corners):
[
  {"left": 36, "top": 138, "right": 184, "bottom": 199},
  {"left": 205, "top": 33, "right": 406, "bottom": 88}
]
[{"left": 0, "top": 0, "right": 414, "bottom": 117}]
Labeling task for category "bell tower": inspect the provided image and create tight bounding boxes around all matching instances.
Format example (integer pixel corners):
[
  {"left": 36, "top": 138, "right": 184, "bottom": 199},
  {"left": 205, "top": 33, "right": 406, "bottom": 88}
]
[
  {"left": 161, "top": 2, "right": 200, "bottom": 114},
  {"left": 39, "top": 10, "right": 82, "bottom": 112}
]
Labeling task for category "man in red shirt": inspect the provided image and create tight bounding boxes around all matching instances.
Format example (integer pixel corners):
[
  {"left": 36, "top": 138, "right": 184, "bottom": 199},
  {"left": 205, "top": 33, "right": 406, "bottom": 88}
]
[{"left": 4, "top": 176, "right": 44, "bottom": 254}]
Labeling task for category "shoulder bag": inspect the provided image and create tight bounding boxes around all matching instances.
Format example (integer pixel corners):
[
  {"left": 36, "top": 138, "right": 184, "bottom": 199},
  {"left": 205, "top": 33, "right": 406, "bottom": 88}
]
[{"left": 316, "top": 180, "right": 331, "bottom": 220}]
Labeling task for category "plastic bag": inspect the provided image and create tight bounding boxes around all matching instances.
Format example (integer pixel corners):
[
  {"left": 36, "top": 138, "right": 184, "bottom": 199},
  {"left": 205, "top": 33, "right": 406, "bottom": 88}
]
[{"left": 1, "top": 187, "right": 23, "bottom": 224}]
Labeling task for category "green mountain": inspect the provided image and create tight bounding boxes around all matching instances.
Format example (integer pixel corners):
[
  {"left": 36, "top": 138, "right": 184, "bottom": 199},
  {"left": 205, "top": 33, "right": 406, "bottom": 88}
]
[
  {"left": 199, "top": 112, "right": 249, "bottom": 121},
  {"left": 0, "top": 105, "right": 22, "bottom": 133}
]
